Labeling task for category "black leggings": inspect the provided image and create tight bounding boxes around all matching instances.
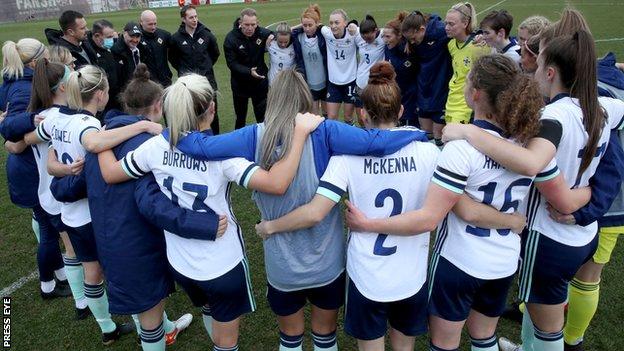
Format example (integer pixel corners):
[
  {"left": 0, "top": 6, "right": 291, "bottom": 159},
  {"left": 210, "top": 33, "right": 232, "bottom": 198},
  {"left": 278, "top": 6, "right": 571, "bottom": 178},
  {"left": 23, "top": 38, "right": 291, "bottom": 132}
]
[{"left": 233, "top": 93, "right": 266, "bottom": 130}]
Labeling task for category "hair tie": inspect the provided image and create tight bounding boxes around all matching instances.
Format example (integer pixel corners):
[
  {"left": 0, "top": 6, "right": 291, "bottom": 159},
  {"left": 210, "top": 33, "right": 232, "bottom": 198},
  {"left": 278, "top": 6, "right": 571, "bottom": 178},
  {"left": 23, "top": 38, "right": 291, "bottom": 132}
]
[
  {"left": 181, "top": 82, "right": 187, "bottom": 87},
  {"left": 524, "top": 40, "right": 537, "bottom": 57},
  {"left": 52, "top": 65, "right": 71, "bottom": 92},
  {"left": 573, "top": 31, "right": 580, "bottom": 41},
  {"left": 78, "top": 71, "right": 82, "bottom": 78}
]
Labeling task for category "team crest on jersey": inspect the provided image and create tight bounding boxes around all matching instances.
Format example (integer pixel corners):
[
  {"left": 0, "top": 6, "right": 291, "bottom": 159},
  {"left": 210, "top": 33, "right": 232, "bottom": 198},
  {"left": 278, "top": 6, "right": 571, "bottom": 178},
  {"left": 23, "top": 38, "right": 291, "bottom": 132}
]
[
  {"left": 141, "top": 41, "right": 147, "bottom": 46},
  {"left": 404, "top": 61, "right": 412, "bottom": 68},
  {"left": 182, "top": 41, "right": 188, "bottom": 45},
  {"left": 157, "top": 38, "right": 163, "bottom": 44},
  {"left": 427, "top": 41, "right": 435, "bottom": 45},
  {"left": 346, "top": 39, "right": 351, "bottom": 44},
  {"left": 239, "top": 44, "right": 245, "bottom": 50},
  {"left": 119, "top": 60, "right": 124, "bottom": 64},
  {"left": 81, "top": 116, "right": 90, "bottom": 121},
  {"left": 463, "top": 57, "right": 471, "bottom": 66},
  {"left": 198, "top": 38, "right": 204, "bottom": 45},
  {"left": 96, "top": 53, "right": 101, "bottom": 58},
  {"left": 256, "top": 38, "right": 262, "bottom": 45}
]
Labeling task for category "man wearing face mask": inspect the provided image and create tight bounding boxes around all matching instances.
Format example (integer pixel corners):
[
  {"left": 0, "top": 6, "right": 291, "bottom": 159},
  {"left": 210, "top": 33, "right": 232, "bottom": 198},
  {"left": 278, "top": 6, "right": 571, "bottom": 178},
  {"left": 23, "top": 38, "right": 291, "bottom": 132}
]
[
  {"left": 111, "top": 22, "right": 145, "bottom": 93},
  {"left": 139, "top": 10, "right": 173, "bottom": 87},
  {"left": 169, "top": 5, "right": 221, "bottom": 133},
  {"left": 224, "top": 7, "right": 272, "bottom": 129},
  {"left": 87, "top": 20, "right": 122, "bottom": 112},
  {"left": 45, "top": 10, "right": 96, "bottom": 68}
]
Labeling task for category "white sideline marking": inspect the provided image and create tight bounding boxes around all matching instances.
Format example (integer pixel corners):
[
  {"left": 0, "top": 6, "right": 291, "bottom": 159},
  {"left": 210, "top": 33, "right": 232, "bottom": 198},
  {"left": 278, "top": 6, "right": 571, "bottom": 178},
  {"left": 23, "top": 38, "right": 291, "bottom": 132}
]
[
  {"left": 477, "top": 0, "right": 510, "bottom": 15},
  {"left": 596, "top": 38, "right": 624, "bottom": 42},
  {"left": 0, "top": 270, "right": 38, "bottom": 298},
  {"left": 267, "top": 18, "right": 299, "bottom": 28}
]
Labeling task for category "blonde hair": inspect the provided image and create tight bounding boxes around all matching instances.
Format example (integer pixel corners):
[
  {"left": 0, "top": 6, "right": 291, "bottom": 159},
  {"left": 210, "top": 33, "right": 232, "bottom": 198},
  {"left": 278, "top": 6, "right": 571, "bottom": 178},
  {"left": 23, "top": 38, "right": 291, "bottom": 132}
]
[
  {"left": 163, "top": 73, "right": 214, "bottom": 147},
  {"left": 275, "top": 22, "right": 291, "bottom": 36},
  {"left": 260, "top": 69, "right": 313, "bottom": 169},
  {"left": 2, "top": 38, "right": 47, "bottom": 79},
  {"left": 330, "top": 9, "right": 348, "bottom": 21},
  {"left": 518, "top": 16, "right": 551, "bottom": 36},
  {"left": 66, "top": 65, "right": 109, "bottom": 110},
  {"left": 49, "top": 45, "right": 73, "bottom": 66},
  {"left": 449, "top": 2, "right": 478, "bottom": 34}
]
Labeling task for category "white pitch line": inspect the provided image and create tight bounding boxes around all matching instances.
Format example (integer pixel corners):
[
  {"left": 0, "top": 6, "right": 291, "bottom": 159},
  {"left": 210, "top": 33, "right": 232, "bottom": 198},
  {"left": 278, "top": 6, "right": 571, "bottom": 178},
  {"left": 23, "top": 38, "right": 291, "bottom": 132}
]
[
  {"left": 477, "top": 0, "right": 510, "bottom": 15},
  {"left": 596, "top": 37, "right": 624, "bottom": 42},
  {"left": 0, "top": 270, "right": 38, "bottom": 298},
  {"left": 266, "top": 18, "right": 299, "bottom": 28}
]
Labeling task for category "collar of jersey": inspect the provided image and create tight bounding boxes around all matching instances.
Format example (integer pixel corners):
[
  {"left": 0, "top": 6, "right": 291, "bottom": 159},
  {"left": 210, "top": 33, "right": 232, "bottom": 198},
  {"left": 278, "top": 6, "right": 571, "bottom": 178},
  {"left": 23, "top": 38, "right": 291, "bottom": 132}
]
[
  {"left": 548, "top": 93, "right": 571, "bottom": 105},
  {"left": 501, "top": 39, "right": 517, "bottom": 54},
  {"left": 161, "top": 128, "right": 214, "bottom": 143},
  {"left": 59, "top": 106, "right": 94, "bottom": 117},
  {"left": 472, "top": 119, "right": 503, "bottom": 135}
]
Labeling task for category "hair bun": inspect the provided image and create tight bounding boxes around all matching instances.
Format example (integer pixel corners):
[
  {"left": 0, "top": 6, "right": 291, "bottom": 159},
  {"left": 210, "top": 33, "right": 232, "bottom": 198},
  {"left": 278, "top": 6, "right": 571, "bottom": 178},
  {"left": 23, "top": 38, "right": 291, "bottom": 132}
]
[
  {"left": 367, "top": 61, "right": 396, "bottom": 85},
  {"left": 132, "top": 63, "right": 150, "bottom": 81}
]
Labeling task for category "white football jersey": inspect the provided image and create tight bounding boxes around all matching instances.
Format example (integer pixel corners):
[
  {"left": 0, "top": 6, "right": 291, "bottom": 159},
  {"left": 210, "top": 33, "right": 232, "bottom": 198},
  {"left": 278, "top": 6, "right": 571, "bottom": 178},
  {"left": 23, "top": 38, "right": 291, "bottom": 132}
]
[
  {"left": 355, "top": 30, "right": 386, "bottom": 89},
  {"left": 122, "top": 134, "right": 259, "bottom": 281},
  {"left": 431, "top": 120, "right": 534, "bottom": 280},
  {"left": 32, "top": 106, "right": 62, "bottom": 215},
  {"left": 497, "top": 42, "right": 521, "bottom": 66},
  {"left": 37, "top": 109, "right": 100, "bottom": 227},
  {"left": 318, "top": 132, "right": 439, "bottom": 302},
  {"left": 528, "top": 96, "right": 624, "bottom": 246},
  {"left": 267, "top": 41, "right": 296, "bottom": 85},
  {"left": 321, "top": 26, "right": 358, "bottom": 85}
]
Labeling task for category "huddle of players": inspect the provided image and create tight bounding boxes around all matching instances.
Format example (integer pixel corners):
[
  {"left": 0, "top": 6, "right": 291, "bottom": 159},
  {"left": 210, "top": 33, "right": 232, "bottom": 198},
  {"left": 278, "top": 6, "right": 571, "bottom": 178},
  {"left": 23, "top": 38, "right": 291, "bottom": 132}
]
[{"left": 1, "top": 2, "right": 624, "bottom": 351}]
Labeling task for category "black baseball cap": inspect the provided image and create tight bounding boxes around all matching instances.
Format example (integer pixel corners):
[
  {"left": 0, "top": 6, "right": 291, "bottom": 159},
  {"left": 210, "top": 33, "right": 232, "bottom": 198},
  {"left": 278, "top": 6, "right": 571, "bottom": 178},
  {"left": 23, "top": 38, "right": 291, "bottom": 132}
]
[{"left": 124, "top": 22, "right": 142, "bottom": 36}]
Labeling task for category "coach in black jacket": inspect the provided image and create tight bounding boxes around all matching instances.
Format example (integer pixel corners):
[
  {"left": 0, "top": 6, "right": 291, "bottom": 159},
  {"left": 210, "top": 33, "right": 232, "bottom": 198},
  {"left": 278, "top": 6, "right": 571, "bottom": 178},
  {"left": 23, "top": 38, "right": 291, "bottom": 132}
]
[
  {"left": 45, "top": 10, "right": 96, "bottom": 68},
  {"left": 223, "top": 8, "right": 272, "bottom": 129},
  {"left": 111, "top": 22, "right": 145, "bottom": 93},
  {"left": 139, "top": 10, "right": 173, "bottom": 87},
  {"left": 169, "top": 5, "right": 221, "bottom": 133},
  {"left": 88, "top": 20, "right": 122, "bottom": 113}
]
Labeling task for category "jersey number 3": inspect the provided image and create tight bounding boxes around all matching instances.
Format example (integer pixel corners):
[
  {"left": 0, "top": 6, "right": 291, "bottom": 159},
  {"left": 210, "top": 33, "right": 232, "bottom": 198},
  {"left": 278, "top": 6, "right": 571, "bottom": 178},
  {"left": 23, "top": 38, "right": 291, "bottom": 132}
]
[{"left": 373, "top": 188, "right": 402, "bottom": 256}]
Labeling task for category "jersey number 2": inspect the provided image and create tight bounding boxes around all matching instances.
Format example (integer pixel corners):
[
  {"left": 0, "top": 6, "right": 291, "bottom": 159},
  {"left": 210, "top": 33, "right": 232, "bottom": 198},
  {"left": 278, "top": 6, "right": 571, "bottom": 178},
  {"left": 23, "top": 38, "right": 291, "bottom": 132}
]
[{"left": 373, "top": 188, "right": 402, "bottom": 256}]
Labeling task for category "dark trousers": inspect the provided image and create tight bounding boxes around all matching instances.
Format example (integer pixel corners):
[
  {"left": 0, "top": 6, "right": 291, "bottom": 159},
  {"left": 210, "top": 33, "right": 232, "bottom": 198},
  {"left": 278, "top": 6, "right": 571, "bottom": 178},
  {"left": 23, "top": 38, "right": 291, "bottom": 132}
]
[
  {"left": 211, "top": 98, "right": 220, "bottom": 135},
  {"left": 233, "top": 93, "right": 266, "bottom": 130},
  {"left": 32, "top": 205, "right": 64, "bottom": 282}
]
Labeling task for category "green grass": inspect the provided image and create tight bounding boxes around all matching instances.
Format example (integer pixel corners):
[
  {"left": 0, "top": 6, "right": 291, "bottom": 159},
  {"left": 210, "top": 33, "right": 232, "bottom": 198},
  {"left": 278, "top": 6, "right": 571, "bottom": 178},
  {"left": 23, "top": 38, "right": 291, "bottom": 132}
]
[{"left": 1, "top": 0, "right": 624, "bottom": 350}]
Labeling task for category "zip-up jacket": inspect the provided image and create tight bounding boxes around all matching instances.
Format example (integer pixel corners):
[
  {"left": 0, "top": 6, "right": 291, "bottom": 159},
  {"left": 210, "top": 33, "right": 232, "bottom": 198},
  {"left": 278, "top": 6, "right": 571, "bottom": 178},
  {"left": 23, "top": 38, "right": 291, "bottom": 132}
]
[
  {"left": 44, "top": 28, "right": 96, "bottom": 68},
  {"left": 140, "top": 27, "right": 173, "bottom": 87},
  {"left": 169, "top": 22, "right": 220, "bottom": 90}
]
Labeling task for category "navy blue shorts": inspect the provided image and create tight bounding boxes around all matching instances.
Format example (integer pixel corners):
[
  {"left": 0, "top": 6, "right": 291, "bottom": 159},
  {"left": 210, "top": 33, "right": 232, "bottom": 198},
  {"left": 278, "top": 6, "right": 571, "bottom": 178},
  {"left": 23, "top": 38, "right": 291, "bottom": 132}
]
[
  {"left": 352, "top": 86, "right": 363, "bottom": 108},
  {"left": 65, "top": 222, "right": 99, "bottom": 263},
  {"left": 344, "top": 278, "right": 428, "bottom": 340},
  {"left": 170, "top": 259, "right": 255, "bottom": 322},
  {"left": 311, "top": 88, "right": 327, "bottom": 101},
  {"left": 326, "top": 81, "right": 357, "bottom": 104},
  {"left": 418, "top": 110, "right": 445, "bottom": 124},
  {"left": 48, "top": 213, "right": 67, "bottom": 233},
  {"left": 429, "top": 255, "right": 514, "bottom": 321},
  {"left": 267, "top": 271, "right": 345, "bottom": 317},
  {"left": 519, "top": 229, "right": 598, "bottom": 305}
]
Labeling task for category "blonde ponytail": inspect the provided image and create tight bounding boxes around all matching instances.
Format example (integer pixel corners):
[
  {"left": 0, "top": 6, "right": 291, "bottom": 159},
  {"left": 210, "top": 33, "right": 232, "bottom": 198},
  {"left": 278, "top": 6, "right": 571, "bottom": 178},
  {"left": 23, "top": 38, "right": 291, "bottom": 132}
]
[
  {"left": 449, "top": 2, "right": 478, "bottom": 34},
  {"left": 66, "top": 65, "right": 108, "bottom": 110},
  {"left": 163, "top": 73, "right": 214, "bottom": 147},
  {"left": 2, "top": 38, "right": 47, "bottom": 79}
]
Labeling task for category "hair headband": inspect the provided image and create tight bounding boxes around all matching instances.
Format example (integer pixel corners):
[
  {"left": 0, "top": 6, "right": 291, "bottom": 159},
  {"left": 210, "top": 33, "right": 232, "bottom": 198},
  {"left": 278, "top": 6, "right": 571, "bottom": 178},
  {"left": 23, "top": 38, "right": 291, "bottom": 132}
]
[
  {"left": 81, "top": 71, "right": 105, "bottom": 93},
  {"left": 52, "top": 64, "right": 71, "bottom": 92},
  {"left": 23, "top": 43, "right": 46, "bottom": 64}
]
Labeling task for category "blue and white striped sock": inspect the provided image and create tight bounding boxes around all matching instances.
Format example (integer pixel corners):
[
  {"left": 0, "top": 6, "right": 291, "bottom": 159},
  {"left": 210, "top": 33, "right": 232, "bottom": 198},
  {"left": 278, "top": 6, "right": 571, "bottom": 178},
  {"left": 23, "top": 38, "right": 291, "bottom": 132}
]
[
  {"left": 213, "top": 345, "right": 239, "bottom": 351},
  {"left": 533, "top": 327, "right": 563, "bottom": 351},
  {"left": 470, "top": 334, "right": 498, "bottom": 351},
  {"left": 62, "top": 256, "right": 86, "bottom": 308},
  {"left": 279, "top": 331, "right": 303, "bottom": 351},
  {"left": 430, "top": 342, "right": 459, "bottom": 351},
  {"left": 83, "top": 282, "right": 116, "bottom": 333},
  {"left": 312, "top": 330, "right": 337, "bottom": 351},
  {"left": 140, "top": 321, "right": 165, "bottom": 351}
]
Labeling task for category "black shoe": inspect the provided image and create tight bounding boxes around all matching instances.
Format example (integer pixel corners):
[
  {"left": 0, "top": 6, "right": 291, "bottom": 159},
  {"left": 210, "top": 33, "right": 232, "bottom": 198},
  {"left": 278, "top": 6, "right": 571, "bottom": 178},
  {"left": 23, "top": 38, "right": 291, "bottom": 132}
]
[
  {"left": 40, "top": 283, "right": 72, "bottom": 300},
  {"left": 501, "top": 301, "right": 523, "bottom": 324},
  {"left": 75, "top": 306, "right": 92, "bottom": 320},
  {"left": 102, "top": 322, "right": 136, "bottom": 346},
  {"left": 55, "top": 278, "right": 69, "bottom": 287},
  {"left": 564, "top": 342, "right": 585, "bottom": 351}
]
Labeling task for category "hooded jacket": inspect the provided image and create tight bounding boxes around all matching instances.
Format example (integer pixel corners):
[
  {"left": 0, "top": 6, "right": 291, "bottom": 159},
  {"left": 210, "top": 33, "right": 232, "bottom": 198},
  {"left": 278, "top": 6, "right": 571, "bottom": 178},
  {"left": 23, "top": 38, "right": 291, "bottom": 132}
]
[
  {"left": 0, "top": 67, "right": 39, "bottom": 207},
  {"left": 44, "top": 28, "right": 96, "bottom": 68},
  {"left": 169, "top": 22, "right": 219, "bottom": 90},
  {"left": 87, "top": 33, "right": 122, "bottom": 112},
  {"left": 111, "top": 36, "right": 147, "bottom": 93},
  {"left": 223, "top": 18, "right": 272, "bottom": 95},
  {"left": 140, "top": 27, "right": 173, "bottom": 87}
]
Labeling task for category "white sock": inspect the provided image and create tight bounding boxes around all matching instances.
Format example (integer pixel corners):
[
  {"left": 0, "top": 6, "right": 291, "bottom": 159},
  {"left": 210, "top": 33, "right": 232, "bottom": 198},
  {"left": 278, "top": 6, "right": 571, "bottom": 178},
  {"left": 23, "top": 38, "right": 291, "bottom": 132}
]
[
  {"left": 75, "top": 298, "right": 88, "bottom": 309},
  {"left": 54, "top": 268, "right": 67, "bottom": 281},
  {"left": 41, "top": 280, "right": 56, "bottom": 293}
]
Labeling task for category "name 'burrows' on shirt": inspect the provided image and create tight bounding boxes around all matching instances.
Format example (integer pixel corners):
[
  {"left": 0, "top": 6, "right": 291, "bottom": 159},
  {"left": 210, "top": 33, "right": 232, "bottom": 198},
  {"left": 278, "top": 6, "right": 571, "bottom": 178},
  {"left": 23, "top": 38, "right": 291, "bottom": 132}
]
[{"left": 163, "top": 149, "right": 208, "bottom": 172}]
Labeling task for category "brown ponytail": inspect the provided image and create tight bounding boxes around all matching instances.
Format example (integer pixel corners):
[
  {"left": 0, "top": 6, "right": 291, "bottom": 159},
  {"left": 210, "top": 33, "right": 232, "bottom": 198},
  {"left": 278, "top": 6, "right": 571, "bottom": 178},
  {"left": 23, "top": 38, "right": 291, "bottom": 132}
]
[
  {"left": 469, "top": 54, "right": 543, "bottom": 143},
  {"left": 121, "top": 63, "right": 163, "bottom": 116},
  {"left": 385, "top": 11, "right": 408, "bottom": 36},
  {"left": 401, "top": 10, "right": 428, "bottom": 34},
  {"left": 28, "top": 59, "right": 66, "bottom": 112},
  {"left": 360, "top": 61, "right": 402, "bottom": 126},
  {"left": 542, "top": 30, "right": 605, "bottom": 177}
]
